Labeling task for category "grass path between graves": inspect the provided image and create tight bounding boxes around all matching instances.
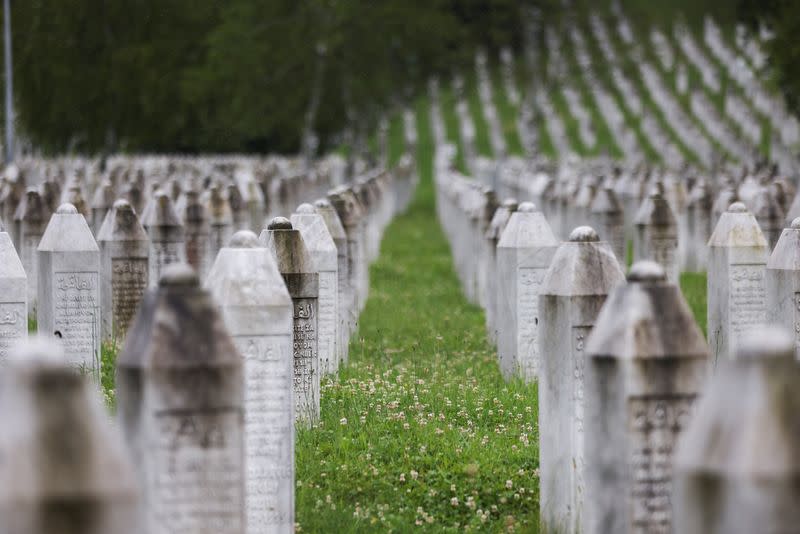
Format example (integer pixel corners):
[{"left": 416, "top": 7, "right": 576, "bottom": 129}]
[{"left": 294, "top": 99, "right": 541, "bottom": 532}]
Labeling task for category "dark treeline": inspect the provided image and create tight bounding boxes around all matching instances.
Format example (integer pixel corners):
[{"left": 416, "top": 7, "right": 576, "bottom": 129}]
[{"left": 9, "top": 0, "right": 543, "bottom": 155}]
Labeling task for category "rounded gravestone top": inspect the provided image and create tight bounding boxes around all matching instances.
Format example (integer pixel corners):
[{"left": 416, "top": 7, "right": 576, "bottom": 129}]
[
  {"left": 296, "top": 203, "right": 315, "bottom": 214},
  {"left": 314, "top": 198, "right": 332, "bottom": 209},
  {"left": 502, "top": 198, "right": 519, "bottom": 209},
  {"left": 113, "top": 198, "right": 132, "bottom": 210},
  {"left": 728, "top": 201, "right": 748, "bottom": 213},
  {"left": 791, "top": 217, "right": 800, "bottom": 230},
  {"left": 569, "top": 226, "right": 599, "bottom": 242},
  {"left": 518, "top": 202, "right": 537, "bottom": 213},
  {"left": 736, "top": 325, "right": 794, "bottom": 360},
  {"left": 627, "top": 260, "right": 667, "bottom": 282},
  {"left": 159, "top": 263, "right": 199, "bottom": 288},
  {"left": 268, "top": 216, "right": 293, "bottom": 230},
  {"left": 56, "top": 203, "right": 78, "bottom": 215},
  {"left": 229, "top": 230, "right": 260, "bottom": 248}
]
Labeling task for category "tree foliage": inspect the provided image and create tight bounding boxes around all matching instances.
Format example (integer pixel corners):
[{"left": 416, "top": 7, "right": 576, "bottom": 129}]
[{"left": 7, "top": 0, "right": 541, "bottom": 154}]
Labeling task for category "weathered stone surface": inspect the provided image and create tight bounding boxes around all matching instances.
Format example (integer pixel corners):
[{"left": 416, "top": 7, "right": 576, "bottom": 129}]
[
  {"left": 291, "top": 203, "right": 339, "bottom": 375},
  {"left": 207, "top": 184, "right": 233, "bottom": 265},
  {"left": 0, "top": 337, "right": 140, "bottom": 534},
  {"left": 707, "top": 202, "right": 768, "bottom": 365},
  {"left": 206, "top": 231, "right": 295, "bottom": 534},
  {"left": 0, "top": 231, "right": 27, "bottom": 363},
  {"left": 539, "top": 226, "right": 624, "bottom": 534},
  {"left": 314, "top": 198, "right": 350, "bottom": 365},
  {"left": 496, "top": 202, "right": 558, "bottom": 381},
  {"left": 329, "top": 188, "right": 365, "bottom": 328},
  {"left": 179, "top": 189, "right": 212, "bottom": 281},
  {"left": 142, "top": 191, "right": 186, "bottom": 288},
  {"left": 686, "top": 178, "right": 713, "bottom": 272},
  {"left": 37, "top": 203, "right": 102, "bottom": 376},
  {"left": 15, "top": 188, "right": 49, "bottom": 313},
  {"left": 751, "top": 186, "right": 785, "bottom": 251},
  {"left": 261, "top": 218, "right": 320, "bottom": 424},
  {"left": 590, "top": 186, "right": 625, "bottom": 262},
  {"left": 117, "top": 263, "right": 246, "bottom": 534},
  {"left": 97, "top": 199, "right": 149, "bottom": 341},
  {"left": 673, "top": 326, "right": 800, "bottom": 534},
  {"left": 91, "top": 179, "right": 116, "bottom": 235},
  {"left": 584, "top": 261, "right": 708, "bottom": 534}
]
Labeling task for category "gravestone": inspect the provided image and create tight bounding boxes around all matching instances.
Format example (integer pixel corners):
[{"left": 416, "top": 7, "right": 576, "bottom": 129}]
[
  {"left": 117, "top": 263, "right": 246, "bottom": 534},
  {"left": 329, "top": 188, "right": 365, "bottom": 327},
  {"left": 707, "top": 202, "right": 768, "bottom": 365},
  {"left": 206, "top": 231, "right": 295, "bottom": 533},
  {"left": 686, "top": 179, "right": 713, "bottom": 272},
  {"left": 765, "top": 217, "right": 800, "bottom": 348},
  {"left": 142, "top": 190, "right": 186, "bottom": 288},
  {"left": 0, "top": 337, "right": 140, "bottom": 534},
  {"left": 673, "top": 326, "right": 800, "bottom": 533},
  {"left": 496, "top": 202, "right": 559, "bottom": 381},
  {"left": 314, "top": 198, "right": 350, "bottom": 364},
  {"left": 291, "top": 203, "right": 339, "bottom": 375},
  {"left": 485, "top": 198, "right": 518, "bottom": 345},
  {"left": 97, "top": 199, "right": 149, "bottom": 341},
  {"left": 90, "top": 179, "right": 115, "bottom": 235},
  {"left": 539, "top": 226, "right": 625, "bottom": 534},
  {"left": 0, "top": 230, "right": 27, "bottom": 363},
  {"left": 584, "top": 260, "right": 709, "bottom": 534},
  {"left": 37, "top": 203, "right": 101, "bottom": 376},
  {"left": 261, "top": 217, "right": 320, "bottom": 424},
  {"left": 590, "top": 186, "right": 625, "bottom": 262},
  {"left": 751, "top": 186, "right": 784, "bottom": 251},
  {"left": 633, "top": 183, "right": 679, "bottom": 283},
  {"left": 227, "top": 183, "right": 247, "bottom": 231},
  {"left": 181, "top": 189, "right": 212, "bottom": 280},
  {"left": 208, "top": 184, "right": 233, "bottom": 264},
  {"left": 16, "top": 188, "right": 48, "bottom": 313},
  {"left": 711, "top": 183, "right": 738, "bottom": 227}
]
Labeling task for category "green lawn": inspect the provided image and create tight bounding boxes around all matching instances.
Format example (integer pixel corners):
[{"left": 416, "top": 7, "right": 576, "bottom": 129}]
[{"left": 295, "top": 98, "right": 541, "bottom": 532}]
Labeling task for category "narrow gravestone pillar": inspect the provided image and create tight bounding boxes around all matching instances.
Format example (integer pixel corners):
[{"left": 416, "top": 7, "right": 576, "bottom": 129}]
[
  {"left": 142, "top": 191, "right": 186, "bottom": 288},
  {"left": 765, "top": 217, "right": 800, "bottom": 349},
  {"left": 37, "top": 203, "right": 101, "bottom": 376},
  {"left": 291, "top": 203, "right": 339, "bottom": 375},
  {"left": 117, "top": 263, "right": 245, "bottom": 534},
  {"left": 206, "top": 231, "right": 295, "bottom": 533},
  {"left": 16, "top": 188, "right": 48, "bottom": 314},
  {"left": 90, "top": 179, "right": 115, "bottom": 235},
  {"left": 539, "top": 226, "right": 625, "bottom": 534},
  {"left": 0, "top": 337, "right": 140, "bottom": 533},
  {"left": 686, "top": 179, "right": 713, "bottom": 272},
  {"left": 315, "top": 198, "right": 350, "bottom": 364},
  {"left": 707, "top": 202, "right": 768, "bottom": 365},
  {"left": 584, "top": 261, "right": 708, "bottom": 534},
  {"left": 496, "top": 202, "right": 559, "bottom": 381},
  {"left": 633, "top": 183, "right": 679, "bottom": 283},
  {"left": 97, "top": 199, "right": 149, "bottom": 342},
  {"left": 751, "top": 186, "right": 785, "bottom": 251},
  {"left": 261, "top": 217, "right": 320, "bottom": 424},
  {"left": 329, "top": 189, "right": 363, "bottom": 333},
  {"left": 0, "top": 229, "right": 26, "bottom": 362},
  {"left": 590, "top": 186, "right": 625, "bottom": 262},
  {"left": 673, "top": 326, "right": 800, "bottom": 533},
  {"left": 208, "top": 184, "right": 233, "bottom": 264},
  {"left": 181, "top": 189, "right": 212, "bottom": 280},
  {"left": 485, "top": 198, "right": 517, "bottom": 346}
]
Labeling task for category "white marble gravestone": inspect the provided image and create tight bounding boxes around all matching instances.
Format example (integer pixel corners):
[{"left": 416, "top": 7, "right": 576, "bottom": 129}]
[
  {"left": 765, "top": 218, "right": 800, "bottom": 349},
  {"left": 142, "top": 190, "right": 186, "bottom": 288},
  {"left": 485, "top": 198, "right": 517, "bottom": 345},
  {"left": 686, "top": 179, "right": 713, "bottom": 272},
  {"left": 37, "top": 203, "right": 101, "bottom": 376},
  {"left": 0, "top": 230, "right": 26, "bottom": 363},
  {"left": 315, "top": 198, "right": 350, "bottom": 364},
  {"left": 180, "top": 189, "right": 212, "bottom": 281},
  {"left": 117, "top": 263, "right": 246, "bottom": 534},
  {"left": 90, "top": 179, "right": 115, "bottom": 235},
  {"left": 707, "top": 202, "right": 768, "bottom": 365},
  {"left": 261, "top": 217, "right": 320, "bottom": 424},
  {"left": 291, "top": 203, "right": 339, "bottom": 375},
  {"left": 584, "top": 261, "right": 708, "bottom": 534},
  {"left": 590, "top": 186, "right": 625, "bottom": 262},
  {"left": 673, "top": 326, "right": 800, "bottom": 533},
  {"left": 206, "top": 231, "right": 295, "bottom": 533},
  {"left": 0, "top": 337, "right": 140, "bottom": 534},
  {"left": 16, "top": 188, "right": 48, "bottom": 314},
  {"left": 751, "top": 186, "right": 785, "bottom": 251},
  {"left": 633, "top": 184, "right": 679, "bottom": 283},
  {"left": 208, "top": 184, "right": 233, "bottom": 264},
  {"left": 539, "top": 226, "right": 624, "bottom": 534},
  {"left": 496, "top": 202, "right": 559, "bottom": 381},
  {"left": 97, "top": 199, "right": 149, "bottom": 342},
  {"left": 329, "top": 189, "right": 364, "bottom": 331}
]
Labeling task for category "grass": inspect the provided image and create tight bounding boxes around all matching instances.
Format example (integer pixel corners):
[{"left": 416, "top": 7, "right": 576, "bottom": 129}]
[
  {"left": 295, "top": 98, "right": 540, "bottom": 532},
  {"left": 680, "top": 272, "right": 707, "bottom": 338}
]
